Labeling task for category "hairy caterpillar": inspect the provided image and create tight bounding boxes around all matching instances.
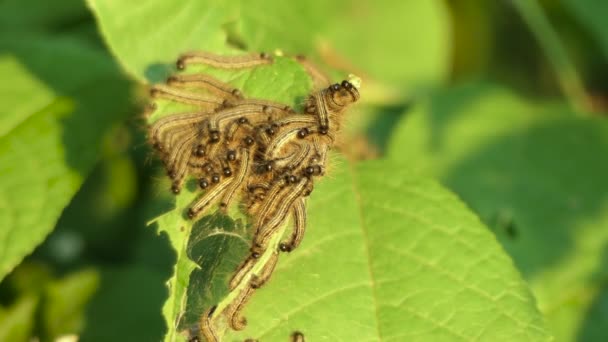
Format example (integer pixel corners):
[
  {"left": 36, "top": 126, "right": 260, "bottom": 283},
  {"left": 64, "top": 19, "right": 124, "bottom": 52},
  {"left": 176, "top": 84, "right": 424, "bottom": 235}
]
[{"left": 147, "top": 51, "right": 359, "bottom": 339}]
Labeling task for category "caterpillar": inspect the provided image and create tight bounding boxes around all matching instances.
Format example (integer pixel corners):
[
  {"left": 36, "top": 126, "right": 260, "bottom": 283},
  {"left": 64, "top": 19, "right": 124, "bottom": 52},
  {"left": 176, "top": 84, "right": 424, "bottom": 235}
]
[
  {"left": 291, "top": 331, "right": 306, "bottom": 342},
  {"left": 240, "top": 331, "right": 305, "bottom": 342},
  {"left": 198, "top": 306, "right": 219, "bottom": 342},
  {"left": 147, "top": 51, "right": 359, "bottom": 339},
  {"left": 241, "top": 331, "right": 304, "bottom": 342}
]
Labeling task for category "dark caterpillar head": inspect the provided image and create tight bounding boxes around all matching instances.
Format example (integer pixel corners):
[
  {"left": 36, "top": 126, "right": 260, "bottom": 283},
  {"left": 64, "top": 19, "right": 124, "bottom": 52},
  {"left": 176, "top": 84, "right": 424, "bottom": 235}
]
[{"left": 327, "top": 80, "right": 360, "bottom": 108}]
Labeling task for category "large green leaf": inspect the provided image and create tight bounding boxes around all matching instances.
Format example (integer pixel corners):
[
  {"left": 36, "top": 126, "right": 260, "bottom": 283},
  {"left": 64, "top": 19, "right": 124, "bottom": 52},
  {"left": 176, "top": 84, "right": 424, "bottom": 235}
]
[
  {"left": 87, "top": 0, "right": 450, "bottom": 94},
  {"left": 0, "top": 36, "right": 133, "bottom": 281},
  {"left": 387, "top": 82, "right": 608, "bottom": 341},
  {"left": 0, "top": 55, "right": 54, "bottom": 138},
  {"left": 224, "top": 160, "right": 551, "bottom": 341},
  {"left": 151, "top": 154, "right": 552, "bottom": 341}
]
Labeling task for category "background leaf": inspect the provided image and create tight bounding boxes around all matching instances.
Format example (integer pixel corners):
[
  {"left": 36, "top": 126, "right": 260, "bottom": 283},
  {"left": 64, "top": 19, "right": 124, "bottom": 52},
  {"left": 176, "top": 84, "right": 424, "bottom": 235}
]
[
  {"left": 80, "top": 266, "right": 168, "bottom": 342},
  {"left": 87, "top": 0, "right": 450, "bottom": 95},
  {"left": 0, "top": 36, "right": 132, "bottom": 281},
  {"left": 387, "top": 82, "right": 608, "bottom": 341},
  {"left": 0, "top": 296, "right": 37, "bottom": 342},
  {"left": 0, "top": 0, "right": 89, "bottom": 33},
  {"left": 41, "top": 269, "right": 99, "bottom": 340},
  {"left": 0, "top": 56, "right": 54, "bottom": 137},
  {"left": 560, "top": 0, "right": 608, "bottom": 60}
]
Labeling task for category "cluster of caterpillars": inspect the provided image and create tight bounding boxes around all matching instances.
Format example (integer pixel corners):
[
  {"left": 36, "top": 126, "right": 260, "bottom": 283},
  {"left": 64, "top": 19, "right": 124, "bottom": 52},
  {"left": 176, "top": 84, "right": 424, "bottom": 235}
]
[{"left": 147, "top": 51, "right": 359, "bottom": 341}]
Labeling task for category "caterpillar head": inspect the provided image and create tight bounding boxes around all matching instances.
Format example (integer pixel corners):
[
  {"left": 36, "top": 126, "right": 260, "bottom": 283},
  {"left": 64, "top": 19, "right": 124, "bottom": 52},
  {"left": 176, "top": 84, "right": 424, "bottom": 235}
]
[{"left": 328, "top": 80, "right": 360, "bottom": 109}]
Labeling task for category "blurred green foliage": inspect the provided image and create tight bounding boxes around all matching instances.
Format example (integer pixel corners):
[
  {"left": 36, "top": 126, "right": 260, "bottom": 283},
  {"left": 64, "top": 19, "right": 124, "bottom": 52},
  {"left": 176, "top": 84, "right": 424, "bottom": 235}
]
[{"left": 0, "top": 0, "right": 606, "bottom": 341}]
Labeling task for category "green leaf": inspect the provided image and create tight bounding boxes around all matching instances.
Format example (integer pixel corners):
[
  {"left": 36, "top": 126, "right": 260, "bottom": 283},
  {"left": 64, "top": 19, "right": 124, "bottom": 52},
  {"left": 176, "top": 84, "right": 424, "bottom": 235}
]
[
  {"left": 81, "top": 266, "right": 168, "bottom": 342},
  {"left": 87, "top": 0, "right": 450, "bottom": 92},
  {"left": 86, "top": 0, "right": 232, "bottom": 83},
  {"left": 0, "top": 56, "right": 54, "bottom": 137},
  {"left": 561, "top": 0, "right": 608, "bottom": 60},
  {"left": 387, "top": 82, "right": 608, "bottom": 341},
  {"left": 0, "top": 36, "right": 133, "bottom": 281},
  {"left": 156, "top": 203, "right": 250, "bottom": 342},
  {"left": 225, "top": 160, "right": 551, "bottom": 341},
  {"left": 0, "top": 35, "right": 121, "bottom": 137},
  {"left": 0, "top": 295, "right": 38, "bottom": 342},
  {"left": 151, "top": 143, "right": 551, "bottom": 340},
  {"left": 41, "top": 269, "right": 100, "bottom": 340}
]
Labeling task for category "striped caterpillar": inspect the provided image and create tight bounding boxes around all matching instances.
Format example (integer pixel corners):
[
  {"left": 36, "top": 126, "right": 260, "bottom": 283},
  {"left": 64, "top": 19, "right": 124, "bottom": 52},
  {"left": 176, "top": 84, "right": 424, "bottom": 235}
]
[{"left": 147, "top": 51, "right": 359, "bottom": 339}]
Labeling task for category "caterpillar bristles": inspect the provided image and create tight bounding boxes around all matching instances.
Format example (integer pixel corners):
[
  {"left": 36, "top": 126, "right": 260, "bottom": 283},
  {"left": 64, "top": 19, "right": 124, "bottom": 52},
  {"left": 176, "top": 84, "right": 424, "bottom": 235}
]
[{"left": 150, "top": 84, "right": 225, "bottom": 108}]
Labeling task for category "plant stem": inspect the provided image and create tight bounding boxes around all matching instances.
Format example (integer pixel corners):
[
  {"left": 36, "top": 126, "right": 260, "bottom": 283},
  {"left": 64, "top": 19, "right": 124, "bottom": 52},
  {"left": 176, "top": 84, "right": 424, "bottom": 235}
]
[{"left": 512, "top": 0, "right": 592, "bottom": 114}]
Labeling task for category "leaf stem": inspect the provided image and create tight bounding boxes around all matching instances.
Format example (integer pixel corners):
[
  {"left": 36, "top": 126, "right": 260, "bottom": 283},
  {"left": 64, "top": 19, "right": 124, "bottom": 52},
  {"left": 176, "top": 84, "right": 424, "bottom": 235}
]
[{"left": 511, "top": 0, "right": 592, "bottom": 114}]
